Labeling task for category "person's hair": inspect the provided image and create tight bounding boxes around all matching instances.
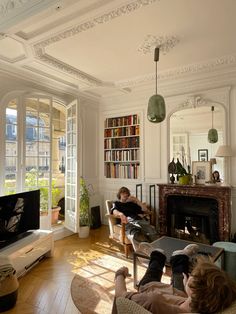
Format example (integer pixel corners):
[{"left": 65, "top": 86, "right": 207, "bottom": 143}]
[
  {"left": 189, "top": 257, "right": 236, "bottom": 313},
  {"left": 117, "top": 187, "right": 130, "bottom": 200},
  {"left": 212, "top": 170, "right": 220, "bottom": 181}
]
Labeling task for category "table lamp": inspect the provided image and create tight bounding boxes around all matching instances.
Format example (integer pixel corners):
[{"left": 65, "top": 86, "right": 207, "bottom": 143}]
[{"left": 215, "top": 145, "right": 233, "bottom": 184}]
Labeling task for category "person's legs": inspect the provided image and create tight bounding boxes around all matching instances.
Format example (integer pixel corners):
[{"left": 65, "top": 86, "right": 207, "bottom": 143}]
[
  {"left": 137, "top": 245, "right": 166, "bottom": 288},
  {"left": 137, "top": 220, "right": 159, "bottom": 242},
  {"left": 170, "top": 244, "right": 199, "bottom": 291},
  {"left": 125, "top": 221, "right": 149, "bottom": 251}
]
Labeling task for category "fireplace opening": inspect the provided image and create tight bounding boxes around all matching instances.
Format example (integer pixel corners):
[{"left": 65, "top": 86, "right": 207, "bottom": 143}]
[{"left": 167, "top": 195, "right": 219, "bottom": 244}]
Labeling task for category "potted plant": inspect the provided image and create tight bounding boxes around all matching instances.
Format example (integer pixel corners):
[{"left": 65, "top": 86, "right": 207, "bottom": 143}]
[
  {"left": 50, "top": 180, "right": 61, "bottom": 224},
  {"left": 176, "top": 158, "right": 192, "bottom": 185},
  {"left": 79, "top": 176, "right": 90, "bottom": 238},
  {"left": 25, "top": 170, "right": 62, "bottom": 222}
]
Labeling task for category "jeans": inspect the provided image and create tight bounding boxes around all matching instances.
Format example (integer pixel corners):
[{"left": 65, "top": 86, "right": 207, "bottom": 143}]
[
  {"left": 125, "top": 218, "right": 158, "bottom": 243},
  {"left": 138, "top": 251, "right": 190, "bottom": 292}
]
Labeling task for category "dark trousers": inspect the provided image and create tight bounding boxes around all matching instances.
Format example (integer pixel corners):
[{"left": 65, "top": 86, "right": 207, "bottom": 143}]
[{"left": 138, "top": 251, "right": 189, "bottom": 292}]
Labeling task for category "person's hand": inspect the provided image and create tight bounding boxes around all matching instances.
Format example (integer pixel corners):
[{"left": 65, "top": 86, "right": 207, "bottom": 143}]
[
  {"left": 115, "top": 266, "right": 131, "bottom": 279},
  {"left": 127, "top": 195, "right": 138, "bottom": 203},
  {"left": 120, "top": 213, "right": 128, "bottom": 224},
  {"left": 183, "top": 272, "right": 188, "bottom": 288}
]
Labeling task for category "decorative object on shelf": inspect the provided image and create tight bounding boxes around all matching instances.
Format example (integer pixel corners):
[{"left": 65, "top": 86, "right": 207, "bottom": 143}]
[
  {"left": 210, "top": 158, "right": 217, "bottom": 165},
  {"left": 192, "top": 161, "right": 212, "bottom": 184},
  {"left": 79, "top": 176, "right": 90, "bottom": 238},
  {"left": 175, "top": 158, "right": 192, "bottom": 185},
  {"left": 208, "top": 106, "right": 218, "bottom": 143},
  {"left": 212, "top": 170, "right": 221, "bottom": 183},
  {"left": 198, "top": 149, "right": 208, "bottom": 161},
  {"left": 210, "top": 157, "right": 217, "bottom": 173},
  {"left": 168, "top": 158, "right": 177, "bottom": 184},
  {"left": 147, "top": 47, "right": 166, "bottom": 123}
]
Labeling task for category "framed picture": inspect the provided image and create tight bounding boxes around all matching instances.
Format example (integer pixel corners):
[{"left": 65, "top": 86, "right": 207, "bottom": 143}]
[
  {"left": 198, "top": 149, "right": 208, "bottom": 161},
  {"left": 192, "top": 161, "right": 212, "bottom": 184}
]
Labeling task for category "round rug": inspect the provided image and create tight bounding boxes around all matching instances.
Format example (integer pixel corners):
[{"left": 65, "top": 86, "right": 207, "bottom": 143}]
[{"left": 71, "top": 274, "right": 114, "bottom": 314}]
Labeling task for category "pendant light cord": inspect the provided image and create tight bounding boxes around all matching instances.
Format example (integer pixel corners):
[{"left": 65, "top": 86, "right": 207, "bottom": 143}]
[
  {"left": 154, "top": 47, "right": 159, "bottom": 95},
  {"left": 155, "top": 60, "right": 157, "bottom": 94},
  {"left": 211, "top": 106, "right": 214, "bottom": 128}
]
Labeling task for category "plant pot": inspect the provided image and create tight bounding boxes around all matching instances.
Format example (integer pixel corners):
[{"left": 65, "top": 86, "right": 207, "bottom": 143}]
[
  {"left": 51, "top": 206, "right": 61, "bottom": 225},
  {"left": 179, "top": 175, "right": 191, "bottom": 185},
  {"left": 79, "top": 226, "right": 90, "bottom": 238}
]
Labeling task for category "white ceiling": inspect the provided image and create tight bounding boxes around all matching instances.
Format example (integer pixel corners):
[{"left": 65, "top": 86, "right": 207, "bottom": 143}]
[{"left": 1, "top": 0, "right": 236, "bottom": 97}]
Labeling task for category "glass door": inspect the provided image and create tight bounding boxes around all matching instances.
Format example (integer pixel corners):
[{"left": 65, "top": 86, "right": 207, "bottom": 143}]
[{"left": 64, "top": 99, "right": 79, "bottom": 232}]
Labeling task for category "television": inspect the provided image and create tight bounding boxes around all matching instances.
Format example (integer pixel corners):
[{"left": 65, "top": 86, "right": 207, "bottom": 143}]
[{"left": 0, "top": 190, "right": 40, "bottom": 249}]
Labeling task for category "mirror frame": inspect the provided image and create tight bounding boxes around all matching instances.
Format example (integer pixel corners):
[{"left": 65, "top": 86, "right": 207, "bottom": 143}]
[{"left": 167, "top": 90, "right": 231, "bottom": 184}]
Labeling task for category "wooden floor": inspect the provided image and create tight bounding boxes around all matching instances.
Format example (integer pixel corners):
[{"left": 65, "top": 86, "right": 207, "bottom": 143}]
[{"left": 5, "top": 225, "right": 114, "bottom": 314}]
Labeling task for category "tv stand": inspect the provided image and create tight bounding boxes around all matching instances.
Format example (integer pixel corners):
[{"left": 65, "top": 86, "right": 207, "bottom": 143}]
[{"left": 0, "top": 229, "right": 54, "bottom": 277}]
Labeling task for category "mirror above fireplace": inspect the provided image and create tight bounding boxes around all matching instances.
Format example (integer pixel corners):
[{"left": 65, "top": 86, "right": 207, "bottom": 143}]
[{"left": 169, "top": 99, "right": 226, "bottom": 181}]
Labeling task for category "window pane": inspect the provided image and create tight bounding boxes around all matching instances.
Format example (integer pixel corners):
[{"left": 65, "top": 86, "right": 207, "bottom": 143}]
[
  {"left": 39, "top": 142, "right": 50, "bottom": 156},
  {"left": 39, "top": 157, "right": 50, "bottom": 172},
  {"left": 26, "top": 112, "right": 38, "bottom": 126},
  {"left": 39, "top": 127, "right": 50, "bottom": 142},
  {"left": 26, "top": 142, "right": 38, "bottom": 156},
  {"left": 6, "top": 141, "right": 17, "bottom": 156},
  {"left": 25, "top": 170, "right": 38, "bottom": 188},
  {"left": 26, "top": 126, "right": 38, "bottom": 141},
  {"left": 25, "top": 157, "right": 37, "bottom": 172},
  {"left": 5, "top": 157, "right": 17, "bottom": 172}
]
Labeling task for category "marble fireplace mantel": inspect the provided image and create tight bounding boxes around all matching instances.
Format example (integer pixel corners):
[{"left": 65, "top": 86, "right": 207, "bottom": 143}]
[{"left": 157, "top": 184, "right": 231, "bottom": 241}]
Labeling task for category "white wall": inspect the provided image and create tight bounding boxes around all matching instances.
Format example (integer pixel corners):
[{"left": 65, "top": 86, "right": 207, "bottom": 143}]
[{"left": 99, "top": 71, "right": 236, "bottom": 238}]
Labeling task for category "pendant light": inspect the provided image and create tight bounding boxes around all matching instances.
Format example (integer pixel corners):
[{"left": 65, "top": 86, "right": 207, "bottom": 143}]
[
  {"left": 147, "top": 47, "right": 166, "bottom": 123},
  {"left": 208, "top": 106, "right": 218, "bottom": 143}
]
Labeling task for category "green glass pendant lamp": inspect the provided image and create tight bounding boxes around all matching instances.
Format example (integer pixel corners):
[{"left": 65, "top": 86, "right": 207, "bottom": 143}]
[
  {"left": 208, "top": 106, "right": 218, "bottom": 143},
  {"left": 147, "top": 47, "right": 166, "bottom": 123}
]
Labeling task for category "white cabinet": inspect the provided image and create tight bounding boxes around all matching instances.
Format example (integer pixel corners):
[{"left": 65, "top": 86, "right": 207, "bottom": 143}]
[{"left": 0, "top": 230, "right": 54, "bottom": 278}]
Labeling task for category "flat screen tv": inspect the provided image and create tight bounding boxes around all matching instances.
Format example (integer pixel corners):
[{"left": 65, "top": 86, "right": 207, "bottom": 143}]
[{"left": 0, "top": 189, "right": 40, "bottom": 249}]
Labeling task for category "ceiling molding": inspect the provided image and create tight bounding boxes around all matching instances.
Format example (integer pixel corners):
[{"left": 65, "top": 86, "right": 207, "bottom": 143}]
[
  {"left": 34, "top": 48, "right": 103, "bottom": 87},
  {"left": 115, "top": 54, "right": 236, "bottom": 88},
  {"left": 22, "top": 64, "right": 79, "bottom": 89},
  {"left": 33, "top": 0, "right": 158, "bottom": 48},
  {"left": 138, "top": 35, "right": 180, "bottom": 55},
  {"left": 0, "top": 0, "right": 59, "bottom": 31},
  {"left": 32, "top": 0, "right": 159, "bottom": 87}
]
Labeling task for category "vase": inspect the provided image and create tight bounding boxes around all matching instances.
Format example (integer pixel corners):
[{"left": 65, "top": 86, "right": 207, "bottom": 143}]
[
  {"left": 179, "top": 175, "right": 191, "bottom": 185},
  {"left": 51, "top": 206, "right": 61, "bottom": 225},
  {"left": 79, "top": 226, "right": 90, "bottom": 238}
]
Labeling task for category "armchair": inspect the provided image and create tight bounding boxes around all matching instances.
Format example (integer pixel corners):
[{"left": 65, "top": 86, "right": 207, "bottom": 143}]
[
  {"left": 115, "top": 297, "right": 236, "bottom": 314},
  {"left": 105, "top": 200, "right": 155, "bottom": 258},
  {"left": 105, "top": 200, "right": 132, "bottom": 258}
]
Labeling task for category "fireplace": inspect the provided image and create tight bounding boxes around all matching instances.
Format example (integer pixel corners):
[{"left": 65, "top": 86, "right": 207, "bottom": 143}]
[{"left": 157, "top": 184, "right": 231, "bottom": 244}]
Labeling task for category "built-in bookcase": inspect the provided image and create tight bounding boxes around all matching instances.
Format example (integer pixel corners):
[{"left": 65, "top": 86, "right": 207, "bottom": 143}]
[{"left": 104, "top": 114, "right": 140, "bottom": 179}]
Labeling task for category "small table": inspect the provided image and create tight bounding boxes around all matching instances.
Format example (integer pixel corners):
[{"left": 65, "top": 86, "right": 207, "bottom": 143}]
[{"left": 133, "top": 236, "right": 224, "bottom": 287}]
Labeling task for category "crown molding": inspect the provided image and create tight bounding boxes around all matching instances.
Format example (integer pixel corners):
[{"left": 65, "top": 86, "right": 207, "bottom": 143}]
[
  {"left": 116, "top": 54, "right": 236, "bottom": 88},
  {"left": 32, "top": 0, "right": 159, "bottom": 87},
  {"left": 0, "top": 0, "right": 58, "bottom": 31}
]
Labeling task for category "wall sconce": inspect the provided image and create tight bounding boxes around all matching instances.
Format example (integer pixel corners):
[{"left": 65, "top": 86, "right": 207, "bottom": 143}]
[
  {"left": 147, "top": 47, "right": 166, "bottom": 123},
  {"left": 208, "top": 106, "right": 218, "bottom": 143}
]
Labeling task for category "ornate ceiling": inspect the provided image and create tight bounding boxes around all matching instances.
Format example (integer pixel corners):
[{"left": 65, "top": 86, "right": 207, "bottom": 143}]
[{"left": 1, "top": 0, "right": 236, "bottom": 97}]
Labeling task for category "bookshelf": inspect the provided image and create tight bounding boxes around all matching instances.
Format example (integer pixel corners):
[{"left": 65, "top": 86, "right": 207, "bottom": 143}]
[{"left": 104, "top": 114, "right": 140, "bottom": 179}]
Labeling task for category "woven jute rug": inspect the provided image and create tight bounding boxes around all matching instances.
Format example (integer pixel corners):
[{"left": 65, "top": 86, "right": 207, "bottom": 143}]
[{"left": 70, "top": 249, "right": 170, "bottom": 314}]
